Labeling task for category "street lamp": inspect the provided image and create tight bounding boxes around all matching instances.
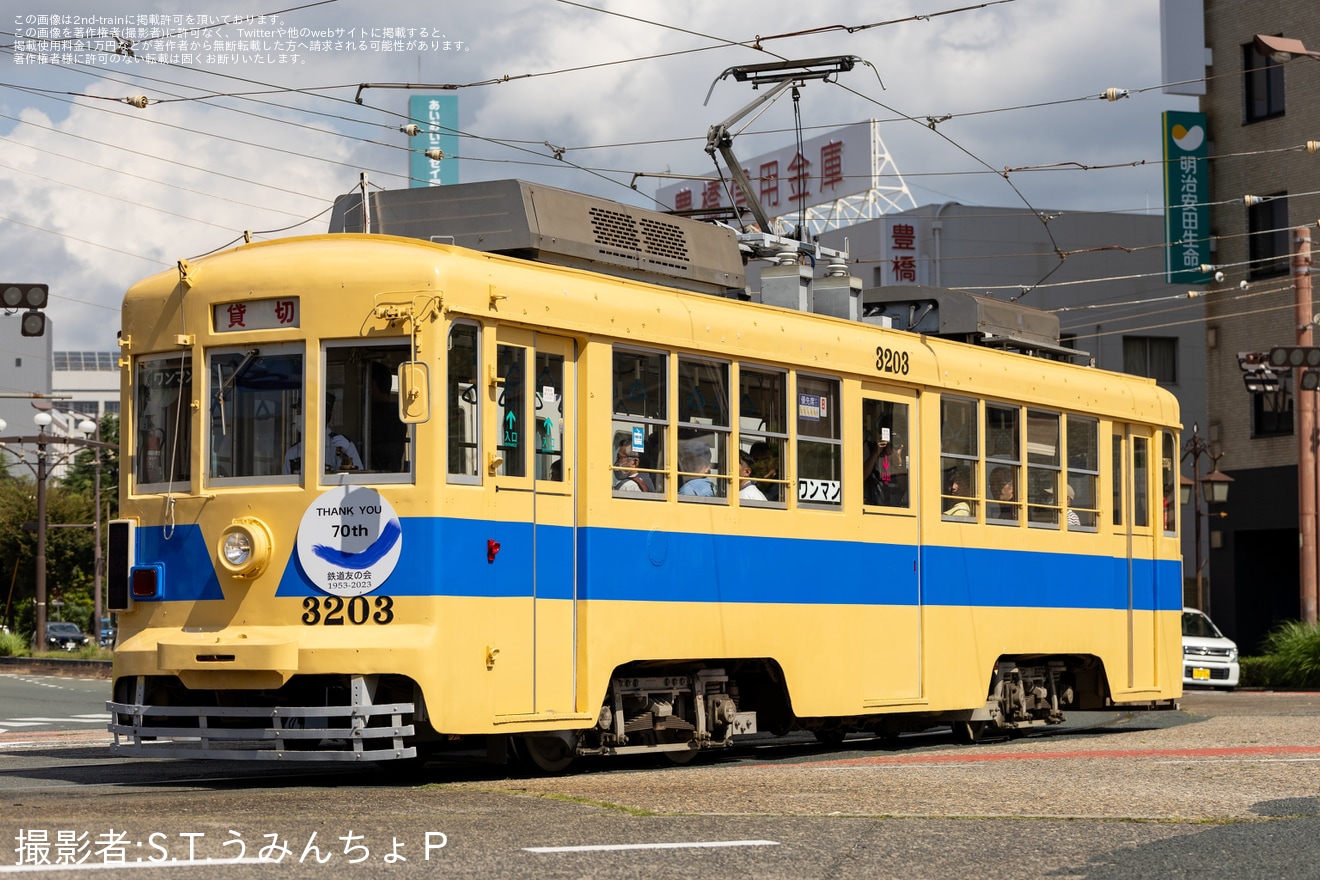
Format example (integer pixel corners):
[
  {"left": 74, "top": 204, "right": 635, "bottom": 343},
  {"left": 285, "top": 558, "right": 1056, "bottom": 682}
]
[
  {"left": 32, "top": 411, "right": 51, "bottom": 651},
  {"left": 1180, "top": 423, "right": 1234, "bottom": 616},
  {"left": 0, "top": 411, "right": 114, "bottom": 651},
  {"left": 78, "top": 417, "right": 104, "bottom": 644},
  {"left": 1253, "top": 34, "right": 1320, "bottom": 63}
]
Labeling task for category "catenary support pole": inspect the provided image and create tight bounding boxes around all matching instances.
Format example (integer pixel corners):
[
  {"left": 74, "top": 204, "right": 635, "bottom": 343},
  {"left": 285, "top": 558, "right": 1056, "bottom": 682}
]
[{"left": 1295, "top": 226, "right": 1317, "bottom": 624}]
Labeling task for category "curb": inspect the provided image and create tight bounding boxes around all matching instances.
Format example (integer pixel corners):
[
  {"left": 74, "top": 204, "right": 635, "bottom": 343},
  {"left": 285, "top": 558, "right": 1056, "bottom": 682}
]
[{"left": 0, "top": 655, "right": 112, "bottom": 679}]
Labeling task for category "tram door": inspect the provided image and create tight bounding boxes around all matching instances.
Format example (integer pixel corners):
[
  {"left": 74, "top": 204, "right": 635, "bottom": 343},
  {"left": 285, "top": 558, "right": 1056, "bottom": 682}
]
[
  {"left": 860, "top": 387, "right": 922, "bottom": 702},
  {"left": 1117, "top": 427, "right": 1159, "bottom": 692},
  {"left": 489, "top": 327, "right": 577, "bottom": 717}
]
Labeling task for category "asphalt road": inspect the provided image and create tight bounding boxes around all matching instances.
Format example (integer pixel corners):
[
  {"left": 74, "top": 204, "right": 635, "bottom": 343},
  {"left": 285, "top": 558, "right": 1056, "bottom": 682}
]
[{"left": 1, "top": 682, "right": 1318, "bottom": 879}]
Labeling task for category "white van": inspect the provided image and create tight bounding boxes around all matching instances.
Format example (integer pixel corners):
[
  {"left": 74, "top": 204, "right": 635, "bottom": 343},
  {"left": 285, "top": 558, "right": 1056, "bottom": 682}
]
[{"left": 1182, "top": 607, "right": 1240, "bottom": 689}]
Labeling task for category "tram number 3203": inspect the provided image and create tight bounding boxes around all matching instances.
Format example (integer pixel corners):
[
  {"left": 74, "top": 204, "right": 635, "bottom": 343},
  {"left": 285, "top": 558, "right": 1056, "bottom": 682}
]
[
  {"left": 876, "top": 346, "right": 910, "bottom": 375},
  {"left": 301, "top": 595, "right": 395, "bottom": 626}
]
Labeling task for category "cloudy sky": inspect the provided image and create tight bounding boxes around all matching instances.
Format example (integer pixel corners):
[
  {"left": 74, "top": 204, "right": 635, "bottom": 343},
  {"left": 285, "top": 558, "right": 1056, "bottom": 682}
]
[{"left": 0, "top": 0, "right": 1198, "bottom": 355}]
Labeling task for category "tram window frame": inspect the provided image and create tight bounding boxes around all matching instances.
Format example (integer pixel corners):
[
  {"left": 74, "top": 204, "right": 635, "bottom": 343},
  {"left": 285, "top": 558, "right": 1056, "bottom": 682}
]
[
  {"left": 796, "top": 373, "right": 843, "bottom": 508},
  {"left": 940, "top": 396, "right": 978, "bottom": 521},
  {"left": 1132, "top": 435, "right": 1150, "bottom": 528},
  {"left": 321, "top": 340, "right": 413, "bottom": 485},
  {"left": 1066, "top": 415, "right": 1099, "bottom": 531},
  {"left": 1162, "top": 432, "right": 1177, "bottom": 535},
  {"left": 533, "top": 346, "right": 566, "bottom": 483},
  {"left": 1112, "top": 434, "right": 1125, "bottom": 527},
  {"left": 447, "top": 321, "right": 481, "bottom": 485},
  {"left": 862, "top": 398, "right": 912, "bottom": 510},
  {"left": 677, "top": 356, "right": 731, "bottom": 502},
  {"left": 985, "top": 403, "right": 1021, "bottom": 525},
  {"left": 1026, "top": 409, "right": 1061, "bottom": 528},
  {"left": 206, "top": 343, "right": 303, "bottom": 487},
  {"left": 737, "top": 365, "right": 788, "bottom": 508},
  {"left": 611, "top": 346, "right": 668, "bottom": 498},
  {"left": 134, "top": 352, "right": 194, "bottom": 492},
  {"left": 495, "top": 341, "right": 528, "bottom": 479}
]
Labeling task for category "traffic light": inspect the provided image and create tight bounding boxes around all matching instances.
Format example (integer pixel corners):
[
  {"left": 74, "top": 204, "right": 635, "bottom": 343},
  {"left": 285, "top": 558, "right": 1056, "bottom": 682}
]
[
  {"left": 1267, "top": 346, "right": 1320, "bottom": 369},
  {"left": 1238, "top": 351, "right": 1281, "bottom": 394},
  {"left": 2, "top": 283, "right": 48, "bottom": 336}
]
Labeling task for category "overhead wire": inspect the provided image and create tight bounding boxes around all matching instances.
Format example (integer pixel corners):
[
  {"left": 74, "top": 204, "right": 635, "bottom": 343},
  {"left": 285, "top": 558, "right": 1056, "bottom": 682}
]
[{"left": 1, "top": 2, "right": 1307, "bottom": 340}]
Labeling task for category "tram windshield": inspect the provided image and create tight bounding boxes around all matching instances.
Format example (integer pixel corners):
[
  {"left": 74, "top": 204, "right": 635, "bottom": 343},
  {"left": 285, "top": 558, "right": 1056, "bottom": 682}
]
[
  {"left": 134, "top": 353, "right": 193, "bottom": 489},
  {"left": 207, "top": 346, "right": 302, "bottom": 482},
  {"left": 193, "top": 341, "right": 412, "bottom": 487}
]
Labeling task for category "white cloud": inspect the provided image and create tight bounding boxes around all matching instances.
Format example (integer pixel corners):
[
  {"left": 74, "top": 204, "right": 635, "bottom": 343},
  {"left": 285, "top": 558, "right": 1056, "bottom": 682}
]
[{"left": 1, "top": 0, "right": 1197, "bottom": 351}]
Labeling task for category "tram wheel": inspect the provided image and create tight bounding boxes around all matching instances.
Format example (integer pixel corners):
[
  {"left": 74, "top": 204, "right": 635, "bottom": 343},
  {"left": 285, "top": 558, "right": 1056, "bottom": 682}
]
[
  {"left": 813, "top": 728, "right": 847, "bottom": 746},
  {"left": 660, "top": 731, "right": 699, "bottom": 765},
  {"left": 950, "top": 720, "right": 987, "bottom": 744},
  {"left": 516, "top": 735, "right": 575, "bottom": 774}
]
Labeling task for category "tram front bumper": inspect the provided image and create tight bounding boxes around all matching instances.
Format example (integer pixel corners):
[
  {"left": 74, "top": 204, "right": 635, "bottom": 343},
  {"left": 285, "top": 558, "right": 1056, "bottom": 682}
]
[{"left": 147, "top": 633, "right": 300, "bottom": 689}]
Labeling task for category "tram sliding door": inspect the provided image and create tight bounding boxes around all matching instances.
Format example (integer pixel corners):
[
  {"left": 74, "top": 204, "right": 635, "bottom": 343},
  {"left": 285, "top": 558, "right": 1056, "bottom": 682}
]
[
  {"left": 530, "top": 334, "right": 576, "bottom": 714},
  {"left": 860, "top": 387, "right": 922, "bottom": 703},
  {"left": 489, "top": 326, "right": 577, "bottom": 718},
  {"left": 1116, "top": 427, "right": 1159, "bottom": 693}
]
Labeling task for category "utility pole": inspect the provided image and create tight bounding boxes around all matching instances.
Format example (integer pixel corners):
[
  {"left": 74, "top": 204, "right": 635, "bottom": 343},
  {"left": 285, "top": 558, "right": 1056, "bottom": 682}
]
[{"left": 1296, "top": 226, "right": 1317, "bottom": 624}]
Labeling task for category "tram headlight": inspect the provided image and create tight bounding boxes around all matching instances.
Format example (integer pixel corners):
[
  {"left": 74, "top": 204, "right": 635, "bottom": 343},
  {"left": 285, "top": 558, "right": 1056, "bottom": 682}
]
[{"left": 217, "top": 517, "right": 273, "bottom": 578}]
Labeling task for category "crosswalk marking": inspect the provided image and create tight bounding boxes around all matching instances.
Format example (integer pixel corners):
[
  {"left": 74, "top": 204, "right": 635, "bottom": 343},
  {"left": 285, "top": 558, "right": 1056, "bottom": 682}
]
[{"left": 0, "top": 713, "right": 112, "bottom": 733}]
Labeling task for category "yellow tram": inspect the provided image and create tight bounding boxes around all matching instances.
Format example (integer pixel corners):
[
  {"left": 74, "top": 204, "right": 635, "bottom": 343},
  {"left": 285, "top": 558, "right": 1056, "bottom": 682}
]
[{"left": 107, "top": 180, "right": 1183, "bottom": 768}]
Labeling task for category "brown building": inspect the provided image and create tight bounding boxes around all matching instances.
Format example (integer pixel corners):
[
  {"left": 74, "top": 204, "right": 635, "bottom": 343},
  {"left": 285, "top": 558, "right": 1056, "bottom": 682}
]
[{"left": 1165, "top": 1, "right": 1320, "bottom": 651}]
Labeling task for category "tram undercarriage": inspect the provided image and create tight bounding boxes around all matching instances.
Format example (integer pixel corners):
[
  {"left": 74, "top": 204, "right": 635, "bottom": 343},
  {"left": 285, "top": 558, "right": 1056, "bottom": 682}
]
[{"left": 107, "top": 654, "right": 1172, "bottom": 768}]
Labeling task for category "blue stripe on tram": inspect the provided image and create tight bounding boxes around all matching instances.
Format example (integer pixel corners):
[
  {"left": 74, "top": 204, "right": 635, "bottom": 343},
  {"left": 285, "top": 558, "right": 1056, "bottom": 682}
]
[{"left": 217, "top": 517, "right": 1179, "bottom": 612}]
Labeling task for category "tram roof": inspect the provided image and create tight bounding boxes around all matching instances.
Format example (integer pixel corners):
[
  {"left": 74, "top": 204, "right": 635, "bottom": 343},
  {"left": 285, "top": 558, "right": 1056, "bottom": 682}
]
[{"left": 328, "top": 179, "right": 747, "bottom": 299}]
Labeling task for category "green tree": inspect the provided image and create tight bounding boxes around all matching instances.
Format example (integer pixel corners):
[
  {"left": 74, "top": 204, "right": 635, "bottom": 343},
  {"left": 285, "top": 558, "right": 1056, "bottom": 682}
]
[
  {"left": 0, "top": 436, "right": 105, "bottom": 634},
  {"left": 62, "top": 414, "right": 120, "bottom": 511}
]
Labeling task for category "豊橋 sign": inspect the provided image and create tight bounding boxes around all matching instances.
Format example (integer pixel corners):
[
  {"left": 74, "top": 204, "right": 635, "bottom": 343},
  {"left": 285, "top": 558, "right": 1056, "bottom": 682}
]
[
  {"left": 408, "top": 94, "right": 459, "bottom": 187},
  {"left": 1162, "top": 110, "right": 1212, "bottom": 285}
]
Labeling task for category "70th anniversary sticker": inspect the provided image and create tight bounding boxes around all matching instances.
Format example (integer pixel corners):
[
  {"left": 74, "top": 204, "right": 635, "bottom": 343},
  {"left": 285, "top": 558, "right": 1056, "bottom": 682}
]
[{"left": 295, "top": 486, "right": 402, "bottom": 597}]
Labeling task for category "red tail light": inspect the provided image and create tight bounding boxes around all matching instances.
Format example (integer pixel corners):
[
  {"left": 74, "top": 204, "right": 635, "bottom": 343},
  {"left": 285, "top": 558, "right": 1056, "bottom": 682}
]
[{"left": 130, "top": 564, "right": 162, "bottom": 599}]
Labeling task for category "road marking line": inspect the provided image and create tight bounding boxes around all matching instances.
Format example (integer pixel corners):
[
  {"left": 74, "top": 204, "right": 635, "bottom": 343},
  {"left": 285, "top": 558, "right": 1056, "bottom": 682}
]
[
  {"left": 525, "top": 840, "right": 779, "bottom": 854},
  {"left": 0, "top": 722, "right": 45, "bottom": 727},
  {"left": 9, "top": 717, "right": 106, "bottom": 724},
  {"left": 1155, "top": 757, "right": 1320, "bottom": 764},
  {"left": 795, "top": 744, "right": 1320, "bottom": 769},
  {"left": 0, "top": 857, "right": 276, "bottom": 873}
]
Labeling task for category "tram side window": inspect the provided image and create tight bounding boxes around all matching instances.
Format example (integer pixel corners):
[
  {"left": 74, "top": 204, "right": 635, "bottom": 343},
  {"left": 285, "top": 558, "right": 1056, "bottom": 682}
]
[
  {"left": 324, "top": 343, "right": 412, "bottom": 478},
  {"left": 136, "top": 353, "right": 193, "bottom": 488},
  {"left": 739, "top": 366, "right": 787, "bottom": 506},
  {"left": 1066, "top": 415, "right": 1099, "bottom": 530},
  {"left": 612, "top": 348, "right": 667, "bottom": 496},
  {"left": 678, "top": 357, "right": 730, "bottom": 500},
  {"left": 1162, "top": 432, "right": 1177, "bottom": 535},
  {"left": 208, "top": 346, "right": 301, "bottom": 481},
  {"left": 1112, "top": 434, "right": 1125, "bottom": 527},
  {"left": 985, "top": 403, "right": 1021, "bottom": 524},
  {"left": 1133, "top": 436, "right": 1150, "bottom": 527},
  {"left": 535, "top": 350, "right": 565, "bottom": 482},
  {"left": 1026, "top": 410, "right": 1060, "bottom": 527},
  {"left": 797, "top": 375, "right": 842, "bottom": 507},
  {"left": 496, "top": 343, "right": 527, "bottom": 478},
  {"left": 940, "top": 396, "right": 978, "bottom": 520},
  {"left": 862, "top": 399, "right": 911, "bottom": 508},
  {"left": 447, "top": 323, "right": 480, "bottom": 483}
]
